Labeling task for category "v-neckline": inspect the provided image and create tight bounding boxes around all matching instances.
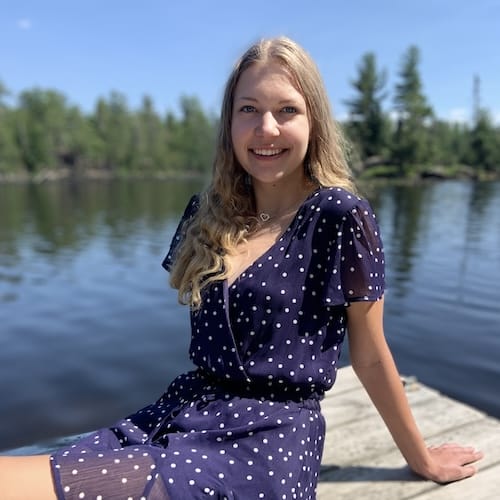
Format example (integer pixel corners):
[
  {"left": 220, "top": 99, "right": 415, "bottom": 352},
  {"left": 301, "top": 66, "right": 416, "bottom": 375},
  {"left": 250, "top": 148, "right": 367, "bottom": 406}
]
[
  {"left": 225, "top": 188, "right": 320, "bottom": 288},
  {"left": 226, "top": 225, "right": 291, "bottom": 289}
]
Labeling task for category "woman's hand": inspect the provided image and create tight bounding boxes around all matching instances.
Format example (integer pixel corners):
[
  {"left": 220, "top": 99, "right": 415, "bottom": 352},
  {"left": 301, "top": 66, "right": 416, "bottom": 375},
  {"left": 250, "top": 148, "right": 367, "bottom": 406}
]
[{"left": 414, "top": 443, "right": 484, "bottom": 483}]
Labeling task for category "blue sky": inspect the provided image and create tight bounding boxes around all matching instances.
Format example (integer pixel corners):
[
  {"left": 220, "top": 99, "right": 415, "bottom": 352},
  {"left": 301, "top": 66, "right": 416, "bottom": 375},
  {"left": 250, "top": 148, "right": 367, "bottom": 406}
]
[{"left": 1, "top": 0, "right": 499, "bottom": 124}]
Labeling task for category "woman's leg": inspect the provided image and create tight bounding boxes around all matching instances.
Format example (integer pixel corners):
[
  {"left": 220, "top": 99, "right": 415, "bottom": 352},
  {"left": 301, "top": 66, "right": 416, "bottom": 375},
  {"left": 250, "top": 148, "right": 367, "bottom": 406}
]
[{"left": 0, "top": 455, "right": 57, "bottom": 500}]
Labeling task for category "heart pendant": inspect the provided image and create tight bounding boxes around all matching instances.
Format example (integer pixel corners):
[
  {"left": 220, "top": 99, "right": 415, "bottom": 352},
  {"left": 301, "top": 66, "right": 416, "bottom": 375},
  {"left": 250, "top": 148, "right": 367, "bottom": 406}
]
[{"left": 259, "top": 213, "right": 271, "bottom": 222}]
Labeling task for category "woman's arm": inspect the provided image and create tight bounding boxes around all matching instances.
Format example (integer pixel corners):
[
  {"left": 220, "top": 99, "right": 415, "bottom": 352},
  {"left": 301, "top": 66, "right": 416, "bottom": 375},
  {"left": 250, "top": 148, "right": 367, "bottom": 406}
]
[
  {"left": 346, "top": 298, "right": 483, "bottom": 483},
  {"left": 0, "top": 455, "right": 56, "bottom": 499}
]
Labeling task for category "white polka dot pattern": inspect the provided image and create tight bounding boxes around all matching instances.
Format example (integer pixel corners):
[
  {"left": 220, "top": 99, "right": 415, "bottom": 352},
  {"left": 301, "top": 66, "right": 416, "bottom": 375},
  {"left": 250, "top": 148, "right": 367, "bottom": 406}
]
[{"left": 50, "top": 187, "right": 385, "bottom": 499}]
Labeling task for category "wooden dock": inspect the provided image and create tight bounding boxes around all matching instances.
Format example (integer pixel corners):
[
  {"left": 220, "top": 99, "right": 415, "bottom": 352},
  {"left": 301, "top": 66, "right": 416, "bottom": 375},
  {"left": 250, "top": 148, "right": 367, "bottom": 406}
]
[{"left": 318, "top": 365, "right": 500, "bottom": 499}]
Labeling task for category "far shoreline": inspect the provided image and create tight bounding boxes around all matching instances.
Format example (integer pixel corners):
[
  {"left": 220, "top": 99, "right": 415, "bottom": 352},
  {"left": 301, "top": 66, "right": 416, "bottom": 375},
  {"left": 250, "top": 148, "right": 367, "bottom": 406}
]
[{"left": 0, "top": 164, "right": 498, "bottom": 186}]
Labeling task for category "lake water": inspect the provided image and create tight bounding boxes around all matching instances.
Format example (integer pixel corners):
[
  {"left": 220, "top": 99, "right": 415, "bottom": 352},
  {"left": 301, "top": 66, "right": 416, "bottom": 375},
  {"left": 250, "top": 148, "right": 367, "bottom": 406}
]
[{"left": 0, "top": 178, "right": 499, "bottom": 452}]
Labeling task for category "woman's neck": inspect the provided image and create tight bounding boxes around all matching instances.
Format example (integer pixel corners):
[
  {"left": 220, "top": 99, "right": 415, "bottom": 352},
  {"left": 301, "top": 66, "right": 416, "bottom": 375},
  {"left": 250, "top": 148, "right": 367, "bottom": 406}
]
[{"left": 253, "top": 179, "right": 318, "bottom": 221}]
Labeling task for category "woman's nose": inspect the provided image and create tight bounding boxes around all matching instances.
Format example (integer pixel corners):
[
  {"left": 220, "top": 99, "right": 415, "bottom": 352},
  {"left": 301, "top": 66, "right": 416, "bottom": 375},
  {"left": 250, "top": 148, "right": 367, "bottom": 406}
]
[{"left": 255, "top": 111, "right": 279, "bottom": 137}]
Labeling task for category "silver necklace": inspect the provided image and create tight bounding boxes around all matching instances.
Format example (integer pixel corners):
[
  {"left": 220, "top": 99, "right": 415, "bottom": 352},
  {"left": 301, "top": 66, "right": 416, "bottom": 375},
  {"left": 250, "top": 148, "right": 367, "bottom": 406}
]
[
  {"left": 257, "top": 186, "right": 317, "bottom": 224},
  {"left": 258, "top": 203, "right": 298, "bottom": 223}
]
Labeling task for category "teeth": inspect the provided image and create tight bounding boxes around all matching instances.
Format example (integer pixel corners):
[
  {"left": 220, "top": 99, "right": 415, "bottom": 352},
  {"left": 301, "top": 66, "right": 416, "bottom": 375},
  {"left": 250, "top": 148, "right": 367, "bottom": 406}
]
[{"left": 253, "top": 148, "right": 283, "bottom": 156}]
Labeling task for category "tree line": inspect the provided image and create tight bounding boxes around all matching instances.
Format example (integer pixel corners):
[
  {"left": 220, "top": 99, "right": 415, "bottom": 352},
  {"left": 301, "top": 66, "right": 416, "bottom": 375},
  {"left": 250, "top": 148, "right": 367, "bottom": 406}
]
[
  {"left": 0, "top": 45, "right": 499, "bottom": 181},
  {"left": 344, "top": 46, "right": 499, "bottom": 179},
  {"left": 0, "top": 90, "right": 217, "bottom": 179}
]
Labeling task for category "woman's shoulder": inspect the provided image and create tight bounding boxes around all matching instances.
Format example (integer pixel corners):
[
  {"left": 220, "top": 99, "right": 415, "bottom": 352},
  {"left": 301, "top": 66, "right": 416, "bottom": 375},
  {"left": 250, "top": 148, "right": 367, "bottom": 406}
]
[
  {"left": 308, "top": 186, "right": 368, "bottom": 218},
  {"left": 185, "top": 193, "right": 201, "bottom": 213},
  {"left": 175, "top": 193, "right": 201, "bottom": 224}
]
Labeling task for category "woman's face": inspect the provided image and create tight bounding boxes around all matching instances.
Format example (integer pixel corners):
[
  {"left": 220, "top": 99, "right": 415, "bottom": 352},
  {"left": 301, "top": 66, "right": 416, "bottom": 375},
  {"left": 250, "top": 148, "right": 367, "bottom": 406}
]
[{"left": 231, "top": 61, "right": 310, "bottom": 188}]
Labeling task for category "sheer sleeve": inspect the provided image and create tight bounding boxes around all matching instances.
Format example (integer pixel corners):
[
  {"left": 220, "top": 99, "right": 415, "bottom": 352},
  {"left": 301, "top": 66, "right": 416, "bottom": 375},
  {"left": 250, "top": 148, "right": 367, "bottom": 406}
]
[
  {"left": 161, "top": 194, "right": 199, "bottom": 272},
  {"left": 323, "top": 200, "right": 385, "bottom": 306}
]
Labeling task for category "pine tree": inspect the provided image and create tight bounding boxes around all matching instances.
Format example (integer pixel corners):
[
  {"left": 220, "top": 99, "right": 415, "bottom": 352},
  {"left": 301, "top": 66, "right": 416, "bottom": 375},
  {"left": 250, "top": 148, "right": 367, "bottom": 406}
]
[
  {"left": 344, "top": 53, "right": 389, "bottom": 166},
  {"left": 393, "top": 46, "right": 433, "bottom": 174},
  {"left": 469, "top": 109, "right": 499, "bottom": 171}
]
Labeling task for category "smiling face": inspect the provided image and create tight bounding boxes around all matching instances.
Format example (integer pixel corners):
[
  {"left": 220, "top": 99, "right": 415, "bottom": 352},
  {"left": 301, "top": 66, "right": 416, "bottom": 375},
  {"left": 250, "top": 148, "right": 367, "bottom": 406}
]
[{"left": 231, "top": 61, "right": 310, "bottom": 188}]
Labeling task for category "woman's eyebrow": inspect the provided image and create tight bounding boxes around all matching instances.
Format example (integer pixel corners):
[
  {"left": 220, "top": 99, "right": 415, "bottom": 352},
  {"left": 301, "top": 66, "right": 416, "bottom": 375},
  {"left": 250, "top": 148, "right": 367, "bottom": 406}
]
[
  {"left": 234, "top": 96, "right": 257, "bottom": 102},
  {"left": 235, "top": 96, "right": 300, "bottom": 105}
]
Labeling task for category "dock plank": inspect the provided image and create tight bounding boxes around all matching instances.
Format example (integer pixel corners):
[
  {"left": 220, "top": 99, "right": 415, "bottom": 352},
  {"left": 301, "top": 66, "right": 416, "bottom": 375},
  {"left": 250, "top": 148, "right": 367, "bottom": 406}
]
[{"left": 318, "top": 366, "right": 499, "bottom": 499}]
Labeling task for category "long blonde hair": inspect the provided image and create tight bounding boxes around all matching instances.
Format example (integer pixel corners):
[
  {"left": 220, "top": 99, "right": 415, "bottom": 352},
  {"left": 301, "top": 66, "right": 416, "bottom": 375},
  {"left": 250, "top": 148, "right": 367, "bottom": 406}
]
[{"left": 169, "top": 36, "right": 356, "bottom": 308}]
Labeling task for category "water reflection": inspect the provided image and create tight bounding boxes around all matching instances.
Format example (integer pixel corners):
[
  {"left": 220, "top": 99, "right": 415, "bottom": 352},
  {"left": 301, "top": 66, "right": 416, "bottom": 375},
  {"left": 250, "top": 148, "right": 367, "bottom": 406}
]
[
  {"left": 376, "top": 184, "right": 429, "bottom": 297},
  {"left": 4, "top": 179, "right": 497, "bottom": 270},
  {"left": 0, "top": 179, "right": 203, "bottom": 256}
]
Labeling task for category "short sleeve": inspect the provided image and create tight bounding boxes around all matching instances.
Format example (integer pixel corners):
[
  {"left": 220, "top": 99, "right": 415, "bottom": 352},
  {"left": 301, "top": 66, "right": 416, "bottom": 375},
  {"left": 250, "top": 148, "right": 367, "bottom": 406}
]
[
  {"left": 161, "top": 194, "right": 199, "bottom": 272},
  {"left": 324, "top": 200, "right": 385, "bottom": 306}
]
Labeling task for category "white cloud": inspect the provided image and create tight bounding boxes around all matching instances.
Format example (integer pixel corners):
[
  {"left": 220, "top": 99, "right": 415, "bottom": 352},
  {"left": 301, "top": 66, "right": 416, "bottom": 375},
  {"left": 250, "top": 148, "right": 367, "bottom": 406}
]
[
  {"left": 448, "top": 108, "right": 469, "bottom": 124},
  {"left": 447, "top": 108, "right": 500, "bottom": 125},
  {"left": 388, "top": 110, "right": 399, "bottom": 122},
  {"left": 17, "top": 18, "right": 32, "bottom": 30},
  {"left": 335, "top": 111, "right": 349, "bottom": 122}
]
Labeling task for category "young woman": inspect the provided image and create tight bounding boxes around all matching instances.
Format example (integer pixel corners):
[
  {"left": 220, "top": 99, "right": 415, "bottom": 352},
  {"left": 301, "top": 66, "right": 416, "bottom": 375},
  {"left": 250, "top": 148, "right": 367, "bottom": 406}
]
[{"left": 0, "top": 36, "right": 482, "bottom": 500}]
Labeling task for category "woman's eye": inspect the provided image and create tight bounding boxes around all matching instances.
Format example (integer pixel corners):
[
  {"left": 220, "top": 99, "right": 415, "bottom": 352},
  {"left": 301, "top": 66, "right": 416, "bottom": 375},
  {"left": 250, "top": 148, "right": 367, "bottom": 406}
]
[
  {"left": 282, "top": 106, "right": 297, "bottom": 114},
  {"left": 240, "top": 105, "right": 256, "bottom": 113}
]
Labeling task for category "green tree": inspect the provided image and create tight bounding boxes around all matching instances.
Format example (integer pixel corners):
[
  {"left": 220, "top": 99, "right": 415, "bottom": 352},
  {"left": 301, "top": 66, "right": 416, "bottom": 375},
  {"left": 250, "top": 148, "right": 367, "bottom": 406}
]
[
  {"left": 449, "top": 122, "right": 472, "bottom": 166},
  {"left": 393, "top": 46, "right": 433, "bottom": 174},
  {"left": 0, "top": 80, "right": 8, "bottom": 107},
  {"left": 344, "top": 53, "right": 390, "bottom": 166},
  {"left": 469, "top": 109, "right": 499, "bottom": 171},
  {"left": 62, "top": 105, "right": 103, "bottom": 171},
  {"left": 129, "top": 95, "right": 167, "bottom": 172},
  {"left": 425, "top": 119, "right": 463, "bottom": 167},
  {"left": 14, "top": 89, "right": 69, "bottom": 173},
  {"left": 0, "top": 81, "right": 23, "bottom": 173},
  {"left": 166, "top": 96, "right": 216, "bottom": 173},
  {"left": 91, "top": 92, "right": 133, "bottom": 171}
]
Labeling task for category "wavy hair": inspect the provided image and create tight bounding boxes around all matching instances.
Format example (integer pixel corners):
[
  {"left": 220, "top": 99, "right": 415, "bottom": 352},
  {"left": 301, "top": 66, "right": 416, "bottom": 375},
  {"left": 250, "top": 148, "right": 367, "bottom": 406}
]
[{"left": 169, "top": 36, "right": 356, "bottom": 308}]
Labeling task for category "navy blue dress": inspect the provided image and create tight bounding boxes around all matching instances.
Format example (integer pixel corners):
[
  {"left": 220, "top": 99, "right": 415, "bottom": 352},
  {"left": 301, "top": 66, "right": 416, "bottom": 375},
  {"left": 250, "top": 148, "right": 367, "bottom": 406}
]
[{"left": 50, "top": 187, "right": 385, "bottom": 499}]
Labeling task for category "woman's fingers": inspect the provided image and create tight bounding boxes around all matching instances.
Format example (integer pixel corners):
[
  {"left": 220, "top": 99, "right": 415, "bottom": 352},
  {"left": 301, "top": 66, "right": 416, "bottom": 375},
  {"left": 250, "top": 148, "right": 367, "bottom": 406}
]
[{"left": 425, "top": 443, "right": 484, "bottom": 483}]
